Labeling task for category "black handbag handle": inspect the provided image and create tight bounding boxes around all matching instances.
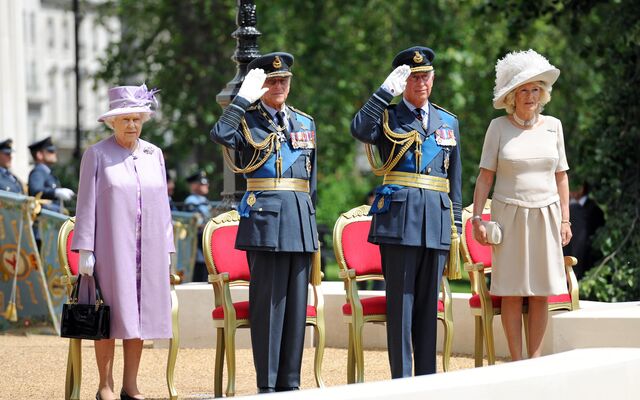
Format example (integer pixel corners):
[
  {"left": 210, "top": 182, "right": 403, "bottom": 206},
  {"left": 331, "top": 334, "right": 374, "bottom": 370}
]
[{"left": 69, "top": 274, "right": 105, "bottom": 310}]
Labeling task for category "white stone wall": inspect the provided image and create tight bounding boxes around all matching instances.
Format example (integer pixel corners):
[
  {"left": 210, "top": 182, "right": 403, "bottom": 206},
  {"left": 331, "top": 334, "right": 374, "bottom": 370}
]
[{"left": 12, "top": 0, "right": 119, "bottom": 172}]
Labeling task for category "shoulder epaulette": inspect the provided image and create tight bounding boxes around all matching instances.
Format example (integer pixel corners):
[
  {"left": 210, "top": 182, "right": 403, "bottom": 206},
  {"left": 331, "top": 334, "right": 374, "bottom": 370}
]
[
  {"left": 288, "top": 106, "right": 314, "bottom": 120},
  {"left": 432, "top": 103, "right": 457, "bottom": 118}
]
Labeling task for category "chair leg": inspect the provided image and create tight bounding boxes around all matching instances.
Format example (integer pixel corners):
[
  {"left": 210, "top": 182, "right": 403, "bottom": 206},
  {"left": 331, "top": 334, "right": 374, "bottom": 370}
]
[
  {"left": 474, "top": 316, "right": 484, "bottom": 367},
  {"left": 347, "top": 327, "right": 355, "bottom": 384},
  {"left": 224, "top": 325, "right": 237, "bottom": 397},
  {"left": 65, "top": 338, "right": 82, "bottom": 400},
  {"left": 214, "top": 328, "right": 225, "bottom": 398},
  {"left": 312, "top": 322, "right": 326, "bottom": 388},
  {"left": 441, "top": 318, "right": 453, "bottom": 372},
  {"left": 522, "top": 313, "right": 530, "bottom": 358},
  {"left": 352, "top": 321, "right": 365, "bottom": 383},
  {"left": 166, "top": 287, "right": 180, "bottom": 400},
  {"left": 483, "top": 314, "right": 497, "bottom": 365}
]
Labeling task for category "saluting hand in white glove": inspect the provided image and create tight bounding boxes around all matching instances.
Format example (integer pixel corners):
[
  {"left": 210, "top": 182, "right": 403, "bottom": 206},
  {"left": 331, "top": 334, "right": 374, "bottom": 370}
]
[
  {"left": 381, "top": 65, "right": 411, "bottom": 96},
  {"left": 79, "top": 250, "right": 95, "bottom": 276},
  {"left": 54, "top": 188, "right": 75, "bottom": 201},
  {"left": 237, "top": 68, "right": 269, "bottom": 103}
]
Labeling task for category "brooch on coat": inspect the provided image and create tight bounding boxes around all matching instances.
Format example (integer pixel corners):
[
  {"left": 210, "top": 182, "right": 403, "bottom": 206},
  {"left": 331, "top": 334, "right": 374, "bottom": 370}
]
[{"left": 143, "top": 146, "right": 155, "bottom": 155}]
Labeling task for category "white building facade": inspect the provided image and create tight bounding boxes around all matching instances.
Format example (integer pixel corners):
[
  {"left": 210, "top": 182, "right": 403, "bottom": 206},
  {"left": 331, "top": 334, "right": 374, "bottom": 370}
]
[{"left": 0, "top": 0, "right": 119, "bottom": 180}]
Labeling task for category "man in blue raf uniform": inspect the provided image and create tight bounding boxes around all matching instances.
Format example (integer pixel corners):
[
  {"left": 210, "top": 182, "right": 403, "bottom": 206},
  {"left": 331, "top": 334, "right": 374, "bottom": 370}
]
[
  {"left": 184, "top": 170, "right": 212, "bottom": 282},
  {"left": 28, "top": 136, "right": 74, "bottom": 211},
  {"left": 351, "top": 46, "right": 462, "bottom": 378},
  {"left": 211, "top": 52, "right": 318, "bottom": 393},
  {"left": 0, "top": 139, "right": 24, "bottom": 193}
]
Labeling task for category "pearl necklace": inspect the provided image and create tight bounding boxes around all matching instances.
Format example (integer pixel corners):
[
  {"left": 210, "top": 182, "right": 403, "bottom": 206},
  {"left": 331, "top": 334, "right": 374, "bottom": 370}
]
[{"left": 512, "top": 113, "right": 538, "bottom": 127}]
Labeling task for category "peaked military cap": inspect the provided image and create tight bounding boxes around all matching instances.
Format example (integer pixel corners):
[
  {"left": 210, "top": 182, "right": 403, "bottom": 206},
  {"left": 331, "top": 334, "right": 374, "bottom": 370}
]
[
  {"left": 186, "top": 170, "right": 208, "bottom": 185},
  {"left": 28, "top": 136, "right": 56, "bottom": 153},
  {"left": 392, "top": 46, "right": 435, "bottom": 73},
  {"left": 247, "top": 52, "right": 294, "bottom": 78},
  {"left": 0, "top": 139, "right": 13, "bottom": 155}
]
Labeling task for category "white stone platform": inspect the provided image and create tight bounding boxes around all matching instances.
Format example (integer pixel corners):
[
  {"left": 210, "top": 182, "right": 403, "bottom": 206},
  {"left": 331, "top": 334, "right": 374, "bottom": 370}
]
[
  {"left": 156, "top": 281, "right": 640, "bottom": 359},
  {"left": 240, "top": 348, "right": 640, "bottom": 400}
]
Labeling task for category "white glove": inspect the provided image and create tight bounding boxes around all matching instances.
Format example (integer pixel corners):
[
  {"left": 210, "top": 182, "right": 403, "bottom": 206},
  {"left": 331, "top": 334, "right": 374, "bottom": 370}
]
[
  {"left": 237, "top": 68, "right": 269, "bottom": 103},
  {"left": 381, "top": 65, "right": 411, "bottom": 96},
  {"left": 54, "top": 188, "right": 75, "bottom": 201},
  {"left": 79, "top": 250, "right": 95, "bottom": 276}
]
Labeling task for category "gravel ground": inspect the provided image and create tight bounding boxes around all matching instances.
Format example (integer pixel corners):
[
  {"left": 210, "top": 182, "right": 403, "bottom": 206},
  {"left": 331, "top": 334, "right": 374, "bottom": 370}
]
[{"left": 0, "top": 333, "right": 494, "bottom": 399}]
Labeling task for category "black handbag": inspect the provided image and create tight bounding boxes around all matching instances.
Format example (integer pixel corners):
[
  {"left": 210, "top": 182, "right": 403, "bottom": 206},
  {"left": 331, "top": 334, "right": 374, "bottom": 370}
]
[{"left": 60, "top": 275, "right": 110, "bottom": 340}]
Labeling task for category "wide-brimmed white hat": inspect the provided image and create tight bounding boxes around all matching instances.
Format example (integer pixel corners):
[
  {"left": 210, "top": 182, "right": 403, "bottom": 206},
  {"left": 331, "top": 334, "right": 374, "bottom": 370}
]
[
  {"left": 493, "top": 49, "right": 560, "bottom": 110},
  {"left": 98, "top": 84, "right": 159, "bottom": 122}
]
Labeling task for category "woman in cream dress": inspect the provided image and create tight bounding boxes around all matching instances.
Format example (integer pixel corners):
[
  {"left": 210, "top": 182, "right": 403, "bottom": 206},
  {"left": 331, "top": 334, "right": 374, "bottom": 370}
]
[{"left": 472, "top": 50, "right": 572, "bottom": 361}]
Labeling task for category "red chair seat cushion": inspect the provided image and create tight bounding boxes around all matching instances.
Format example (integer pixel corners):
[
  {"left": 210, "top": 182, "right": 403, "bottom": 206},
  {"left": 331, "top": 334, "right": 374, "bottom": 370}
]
[
  {"left": 212, "top": 301, "right": 317, "bottom": 320},
  {"left": 469, "top": 293, "right": 502, "bottom": 309},
  {"left": 548, "top": 294, "right": 572, "bottom": 303},
  {"left": 468, "top": 293, "right": 572, "bottom": 309},
  {"left": 342, "top": 296, "right": 445, "bottom": 316}
]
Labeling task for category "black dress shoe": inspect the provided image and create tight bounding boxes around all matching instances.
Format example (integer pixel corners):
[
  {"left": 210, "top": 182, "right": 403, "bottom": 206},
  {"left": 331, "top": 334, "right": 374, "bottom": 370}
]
[
  {"left": 120, "top": 389, "right": 143, "bottom": 400},
  {"left": 258, "top": 387, "right": 275, "bottom": 394},
  {"left": 275, "top": 387, "right": 300, "bottom": 392}
]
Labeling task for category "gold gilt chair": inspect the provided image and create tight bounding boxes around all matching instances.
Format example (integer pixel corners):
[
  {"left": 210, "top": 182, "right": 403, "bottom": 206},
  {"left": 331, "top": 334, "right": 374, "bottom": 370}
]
[
  {"left": 57, "top": 217, "right": 181, "bottom": 400},
  {"left": 203, "top": 210, "right": 325, "bottom": 397},
  {"left": 333, "top": 205, "right": 453, "bottom": 383},
  {"left": 460, "top": 200, "right": 579, "bottom": 367}
]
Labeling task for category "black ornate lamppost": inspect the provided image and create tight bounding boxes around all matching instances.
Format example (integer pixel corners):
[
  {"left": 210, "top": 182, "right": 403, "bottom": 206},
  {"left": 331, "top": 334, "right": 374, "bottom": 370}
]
[{"left": 216, "top": 0, "right": 261, "bottom": 208}]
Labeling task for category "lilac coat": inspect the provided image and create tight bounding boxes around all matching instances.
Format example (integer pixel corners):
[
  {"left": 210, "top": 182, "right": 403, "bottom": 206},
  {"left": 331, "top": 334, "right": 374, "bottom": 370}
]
[{"left": 72, "top": 136, "right": 174, "bottom": 339}]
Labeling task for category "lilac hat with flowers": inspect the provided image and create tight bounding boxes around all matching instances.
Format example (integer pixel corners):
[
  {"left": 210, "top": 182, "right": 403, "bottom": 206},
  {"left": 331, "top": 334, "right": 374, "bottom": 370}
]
[{"left": 98, "top": 84, "right": 159, "bottom": 122}]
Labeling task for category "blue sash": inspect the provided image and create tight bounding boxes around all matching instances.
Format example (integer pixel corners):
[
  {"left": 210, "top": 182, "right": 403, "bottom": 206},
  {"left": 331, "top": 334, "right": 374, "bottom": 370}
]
[{"left": 396, "top": 133, "right": 441, "bottom": 173}]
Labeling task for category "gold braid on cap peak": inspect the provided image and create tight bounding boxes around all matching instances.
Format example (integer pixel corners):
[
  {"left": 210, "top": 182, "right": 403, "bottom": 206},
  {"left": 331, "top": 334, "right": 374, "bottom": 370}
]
[
  {"left": 222, "top": 118, "right": 283, "bottom": 176},
  {"left": 364, "top": 110, "right": 423, "bottom": 175}
]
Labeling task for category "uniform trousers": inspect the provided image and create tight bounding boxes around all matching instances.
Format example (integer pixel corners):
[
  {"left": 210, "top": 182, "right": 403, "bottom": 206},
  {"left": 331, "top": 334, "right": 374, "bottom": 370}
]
[
  {"left": 380, "top": 244, "right": 446, "bottom": 378},
  {"left": 247, "top": 250, "right": 311, "bottom": 390}
]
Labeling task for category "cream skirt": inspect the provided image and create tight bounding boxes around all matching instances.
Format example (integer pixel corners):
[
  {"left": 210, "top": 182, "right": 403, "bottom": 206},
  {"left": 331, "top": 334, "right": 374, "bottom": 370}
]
[{"left": 490, "top": 199, "right": 567, "bottom": 296}]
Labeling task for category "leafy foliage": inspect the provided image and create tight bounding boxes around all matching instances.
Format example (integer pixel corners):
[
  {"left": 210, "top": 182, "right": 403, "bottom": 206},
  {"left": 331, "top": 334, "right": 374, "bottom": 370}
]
[{"left": 94, "top": 0, "right": 639, "bottom": 300}]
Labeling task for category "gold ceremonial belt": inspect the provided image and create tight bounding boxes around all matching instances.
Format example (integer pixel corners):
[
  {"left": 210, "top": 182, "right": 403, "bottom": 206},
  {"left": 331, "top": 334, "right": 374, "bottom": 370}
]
[
  {"left": 383, "top": 171, "right": 449, "bottom": 193},
  {"left": 246, "top": 178, "right": 310, "bottom": 192}
]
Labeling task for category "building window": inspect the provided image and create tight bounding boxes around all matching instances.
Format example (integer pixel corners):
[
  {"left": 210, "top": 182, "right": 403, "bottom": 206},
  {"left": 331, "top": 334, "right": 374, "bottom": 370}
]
[{"left": 47, "top": 18, "right": 54, "bottom": 49}]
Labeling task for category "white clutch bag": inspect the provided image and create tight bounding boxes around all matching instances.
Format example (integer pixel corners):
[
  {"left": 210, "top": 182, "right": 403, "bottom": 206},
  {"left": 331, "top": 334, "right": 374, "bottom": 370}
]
[{"left": 481, "top": 220, "right": 503, "bottom": 245}]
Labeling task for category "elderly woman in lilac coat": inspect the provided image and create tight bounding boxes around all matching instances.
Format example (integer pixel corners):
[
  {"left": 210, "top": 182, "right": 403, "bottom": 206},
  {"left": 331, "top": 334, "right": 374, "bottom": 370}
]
[{"left": 72, "top": 84, "right": 174, "bottom": 400}]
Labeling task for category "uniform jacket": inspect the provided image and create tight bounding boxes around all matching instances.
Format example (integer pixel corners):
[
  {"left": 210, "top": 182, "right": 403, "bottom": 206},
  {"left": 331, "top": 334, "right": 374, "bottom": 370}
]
[
  {"left": 184, "top": 193, "right": 212, "bottom": 220},
  {"left": 28, "top": 163, "right": 59, "bottom": 199},
  {"left": 211, "top": 96, "right": 318, "bottom": 253},
  {"left": 71, "top": 136, "right": 175, "bottom": 339},
  {"left": 351, "top": 88, "right": 462, "bottom": 250},
  {"left": 0, "top": 167, "right": 23, "bottom": 194}
]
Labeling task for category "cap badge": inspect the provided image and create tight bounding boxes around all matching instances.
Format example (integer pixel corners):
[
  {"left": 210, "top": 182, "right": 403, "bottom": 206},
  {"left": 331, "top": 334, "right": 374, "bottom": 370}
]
[
  {"left": 273, "top": 56, "right": 282, "bottom": 69},
  {"left": 413, "top": 51, "right": 424, "bottom": 63}
]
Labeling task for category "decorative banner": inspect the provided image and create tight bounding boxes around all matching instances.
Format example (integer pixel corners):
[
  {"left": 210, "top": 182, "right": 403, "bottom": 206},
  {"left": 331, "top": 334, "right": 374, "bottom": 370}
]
[
  {"left": 0, "top": 191, "right": 58, "bottom": 332},
  {"left": 171, "top": 211, "right": 200, "bottom": 283},
  {"left": 38, "top": 208, "right": 72, "bottom": 334}
]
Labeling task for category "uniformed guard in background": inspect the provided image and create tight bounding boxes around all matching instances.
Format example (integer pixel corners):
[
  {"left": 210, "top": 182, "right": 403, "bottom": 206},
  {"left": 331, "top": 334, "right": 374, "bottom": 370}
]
[
  {"left": 184, "top": 170, "right": 212, "bottom": 282},
  {"left": 351, "top": 46, "right": 462, "bottom": 378},
  {"left": 211, "top": 52, "right": 318, "bottom": 393},
  {"left": 27, "top": 136, "right": 74, "bottom": 211},
  {"left": 0, "top": 139, "right": 24, "bottom": 193}
]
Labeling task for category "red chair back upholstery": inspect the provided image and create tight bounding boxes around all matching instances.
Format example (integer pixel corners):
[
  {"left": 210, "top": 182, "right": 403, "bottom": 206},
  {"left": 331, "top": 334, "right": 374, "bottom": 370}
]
[
  {"left": 341, "top": 220, "right": 382, "bottom": 276},
  {"left": 209, "top": 225, "right": 250, "bottom": 281},
  {"left": 65, "top": 229, "right": 79, "bottom": 276},
  {"left": 464, "top": 214, "right": 492, "bottom": 268}
]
